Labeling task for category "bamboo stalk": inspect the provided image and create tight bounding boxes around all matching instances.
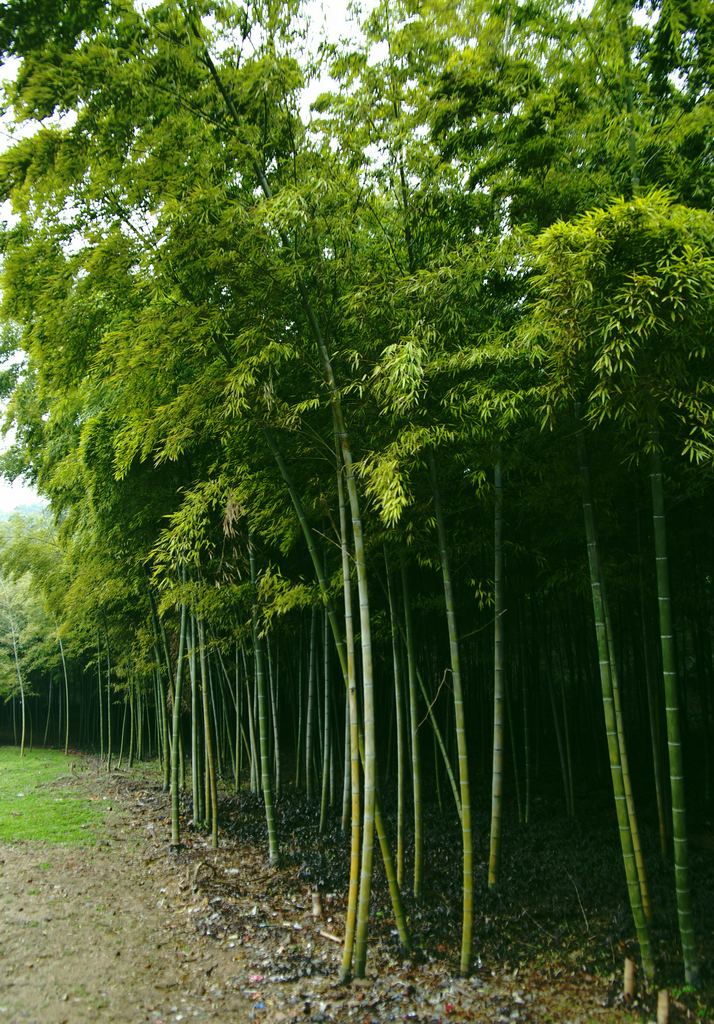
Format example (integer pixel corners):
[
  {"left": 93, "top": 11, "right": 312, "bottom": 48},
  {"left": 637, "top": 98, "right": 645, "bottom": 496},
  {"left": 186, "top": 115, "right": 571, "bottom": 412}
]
[
  {"left": 429, "top": 452, "right": 473, "bottom": 977},
  {"left": 649, "top": 444, "right": 699, "bottom": 986}
]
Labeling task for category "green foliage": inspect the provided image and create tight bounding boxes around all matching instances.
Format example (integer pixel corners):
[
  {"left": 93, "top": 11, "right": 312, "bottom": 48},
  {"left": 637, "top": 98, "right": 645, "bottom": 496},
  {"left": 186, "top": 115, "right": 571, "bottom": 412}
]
[
  {"left": 0, "top": 0, "right": 709, "bottom": 660},
  {"left": 527, "top": 190, "right": 714, "bottom": 457}
]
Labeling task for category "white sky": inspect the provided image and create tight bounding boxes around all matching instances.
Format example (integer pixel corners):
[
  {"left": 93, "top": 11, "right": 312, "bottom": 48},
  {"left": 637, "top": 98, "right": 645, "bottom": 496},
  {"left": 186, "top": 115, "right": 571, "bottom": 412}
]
[{"left": 0, "top": 472, "right": 42, "bottom": 514}]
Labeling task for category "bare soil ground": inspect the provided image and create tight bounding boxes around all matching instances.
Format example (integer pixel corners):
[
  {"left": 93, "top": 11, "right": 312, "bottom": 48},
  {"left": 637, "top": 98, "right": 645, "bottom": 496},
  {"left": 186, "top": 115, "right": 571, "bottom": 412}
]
[
  {"left": 0, "top": 760, "right": 708, "bottom": 1024},
  {"left": 0, "top": 762, "right": 249, "bottom": 1024}
]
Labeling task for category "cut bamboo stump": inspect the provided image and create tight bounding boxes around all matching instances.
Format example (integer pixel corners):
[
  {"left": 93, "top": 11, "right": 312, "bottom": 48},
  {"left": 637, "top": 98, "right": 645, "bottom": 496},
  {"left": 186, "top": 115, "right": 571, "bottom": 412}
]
[
  {"left": 657, "top": 989, "right": 669, "bottom": 1024},
  {"left": 311, "top": 890, "right": 324, "bottom": 919},
  {"left": 624, "top": 957, "right": 636, "bottom": 1002}
]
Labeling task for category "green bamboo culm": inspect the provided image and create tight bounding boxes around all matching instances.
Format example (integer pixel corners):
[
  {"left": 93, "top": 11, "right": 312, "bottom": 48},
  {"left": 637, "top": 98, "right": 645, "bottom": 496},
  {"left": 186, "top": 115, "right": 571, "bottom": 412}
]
[
  {"left": 149, "top": 594, "right": 172, "bottom": 792},
  {"left": 249, "top": 534, "right": 279, "bottom": 866},
  {"left": 59, "top": 635, "right": 70, "bottom": 757},
  {"left": 268, "top": 431, "right": 410, "bottom": 961},
  {"left": 189, "top": 615, "right": 204, "bottom": 827},
  {"left": 198, "top": 617, "right": 219, "bottom": 849},
  {"left": 429, "top": 451, "right": 473, "bottom": 977},
  {"left": 128, "top": 685, "right": 136, "bottom": 767},
  {"left": 268, "top": 642, "right": 281, "bottom": 796},
  {"left": 331, "top": 405, "right": 378, "bottom": 979},
  {"left": 105, "top": 642, "right": 112, "bottom": 772},
  {"left": 306, "top": 606, "right": 317, "bottom": 801},
  {"left": 170, "top": 593, "right": 189, "bottom": 849},
  {"left": 320, "top": 603, "right": 332, "bottom": 834},
  {"left": 97, "top": 634, "right": 104, "bottom": 761},
  {"left": 348, "top": 429, "right": 378, "bottom": 980},
  {"left": 604, "top": 599, "right": 651, "bottom": 919},
  {"left": 187, "top": 26, "right": 379, "bottom": 959},
  {"left": 488, "top": 457, "right": 505, "bottom": 888},
  {"left": 384, "top": 549, "right": 405, "bottom": 890},
  {"left": 649, "top": 443, "right": 699, "bottom": 987},
  {"left": 2, "top": 581, "right": 28, "bottom": 757},
  {"left": 337, "top": 456, "right": 361, "bottom": 982},
  {"left": 400, "top": 559, "right": 423, "bottom": 900},
  {"left": 159, "top": 665, "right": 171, "bottom": 793},
  {"left": 184, "top": 22, "right": 382, "bottom": 941},
  {"left": 637, "top": 542, "right": 670, "bottom": 860},
  {"left": 578, "top": 432, "right": 654, "bottom": 983},
  {"left": 416, "top": 662, "right": 462, "bottom": 821}
]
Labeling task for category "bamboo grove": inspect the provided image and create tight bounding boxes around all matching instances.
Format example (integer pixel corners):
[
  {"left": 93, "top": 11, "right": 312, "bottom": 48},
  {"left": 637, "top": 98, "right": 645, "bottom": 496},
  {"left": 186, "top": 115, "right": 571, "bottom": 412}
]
[{"left": 0, "top": 0, "right": 712, "bottom": 990}]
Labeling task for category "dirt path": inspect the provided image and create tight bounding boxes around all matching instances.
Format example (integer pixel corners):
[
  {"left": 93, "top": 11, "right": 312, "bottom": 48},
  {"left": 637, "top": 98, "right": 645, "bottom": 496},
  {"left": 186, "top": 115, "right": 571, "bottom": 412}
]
[
  {"left": 0, "top": 765, "right": 249, "bottom": 1024},
  {"left": 0, "top": 761, "right": 657, "bottom": 1024}
]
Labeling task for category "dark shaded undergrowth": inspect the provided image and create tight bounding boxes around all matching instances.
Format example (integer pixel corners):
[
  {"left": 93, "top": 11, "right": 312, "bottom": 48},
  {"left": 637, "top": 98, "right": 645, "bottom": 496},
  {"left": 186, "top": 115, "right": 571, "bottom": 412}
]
[{"left": 114, "top": 763, "right": 713, "bottom": 1022}]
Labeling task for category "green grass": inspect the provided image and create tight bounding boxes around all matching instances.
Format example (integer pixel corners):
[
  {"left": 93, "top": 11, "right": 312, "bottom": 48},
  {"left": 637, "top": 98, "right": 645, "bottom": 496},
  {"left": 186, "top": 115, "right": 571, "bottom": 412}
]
[{"left": 0, "top": 746, "right": 107, "bottom": 844}]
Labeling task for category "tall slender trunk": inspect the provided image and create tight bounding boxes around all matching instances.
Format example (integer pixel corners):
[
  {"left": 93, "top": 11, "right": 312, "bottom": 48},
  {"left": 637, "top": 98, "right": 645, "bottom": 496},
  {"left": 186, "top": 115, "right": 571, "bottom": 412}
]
[
  {"left": 208, "top": 659, "right": 222, "bottom": 773},
  {"left": 235, "top": 646, "right": 243, "bottom": 787},
  {"left": 243, "top": 646, "right": 259, "bottom": 793},
  {"left": 548, "top": 671, "right": 574, "bottom": 817},
  {"left": 53, "top": 632, "right": 68, "bottom": 755},
  {"left": 416, "top": 662, "right": 461, "bottom": 820},
  {"left": 214, "top": 650, "right": 237, "bottom": 783},
  {"left": 198, "top": 618, "right": 219, "bottom": 849},
  {"left": 522, "top": 659, "right": 531, "bottom": 824},
  {"left": 341, "top": 705, "right": 350, "bottom": 832},
  {"left": 578, "top": 431, "right": 653, "bottom": 982},
  {"left": 43, "top": 675, "right": 53, "bottom": 748},
  {"left": 506, "top": 678, "right": 523, "bottom": 823},
  {"left": 57, "top": 672, "right": 63, "bottom": 749},
  {"left": 149, "top": 596, "right": 171, "bottom": 791},
  {"left": 127, "top": 686, "right": 135, "bottom": 768},
  {"left": 320, "top": 605, "right": 332, "bottom": 833},
  {"left": 429, "top": 452, "right": 473, "bottom": 976},
  {"left": 152, "top": 668, "right": 164, "bottom": 776},
  {"left": 341, "top": 427, "right": 377, "bottom": 980},
  {"left": 249, "top": 535, "right": 279, "bottom": 865},
  {"left": 558, "top": 642, "right": 576, "bottom": 816},
  {"left": 306, "top": 606, "right": 318, "bottom": 801},
  {"left": 187, "top": 21, "right": 402, "bottom": 971},
  {"left": 295, "top": 629, "right": 304, "bottom": 790},
  {"left": 640, "top": 578, "right": 669, "bottom": 859},
  {"left": 400, "top": 560, "right": 423, "bottom": 899},
  {"left": 604, "top": 599, "right": 651, "bottom": 918},
  {"left": 9, "top": 621, "right": 26, "bottom": 756},
  {"left": 190, "top": 33, "right": 377, "bottom": 963},
  {"left": 160, "top": 668, "right": 171, "bottom": 790},
  {"left": 190, "top": 615, "right": 204, "bottom": 826},
  {"left": 695, "top": 619, "right": 712, "bottom": 806},
  {"left": 337, "top": 449, "right": 361, "bottom": 981},
  {"left": 267, "top": 431, "right": 409, "bottom": 963},
  {"left": 488, "top": 457, "right": 505, "bottom": 887},
  {"left": 105, "top": 641, "right": 113, "bottom": 772},
  {"left": 250, "top": 202, "right": 378, "bottom": 975},
  {"left": 267, "top": 640, "right": 281, "bottom": 796},
  {"left": 649, "top": 444, "right": 699, "bottom": 986},
  {"left": 118, "top": 693, "right": 128, "bottom": 769},
  {"left": 135, "top": 683, "right": 143, "bottom": 761},
  {"left": 170, "top": 595, "right": 189, "bottom": 848},
  {"left": 97, "top": 635, "right": 104, "bottom": 760},
  {"left": 179, "top": 728, "right": 186, "bottom": 792},
  {"left": 385, "top": 549, "right": 405, "bottom": 889}
]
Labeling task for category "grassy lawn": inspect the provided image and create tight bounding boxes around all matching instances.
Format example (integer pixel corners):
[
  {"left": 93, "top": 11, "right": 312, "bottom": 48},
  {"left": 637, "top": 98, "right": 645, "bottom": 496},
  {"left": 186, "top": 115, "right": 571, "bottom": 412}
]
[{"left": 0, "top": 747, "right": 107, "bottom": 843}]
